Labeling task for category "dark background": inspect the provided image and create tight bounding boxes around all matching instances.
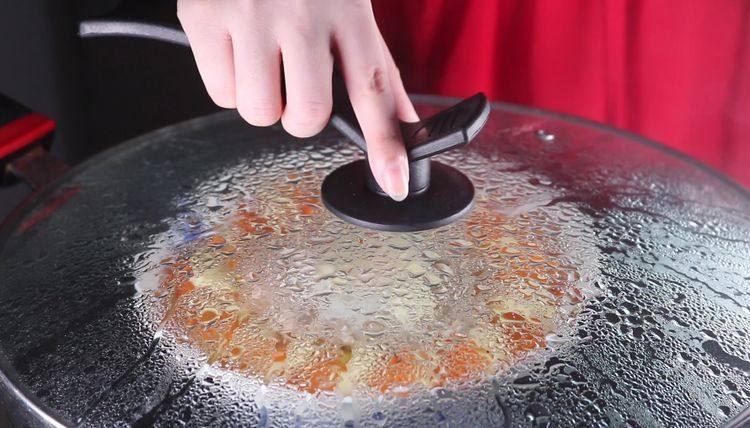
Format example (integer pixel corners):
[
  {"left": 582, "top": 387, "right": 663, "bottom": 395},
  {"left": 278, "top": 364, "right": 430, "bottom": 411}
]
[{"left": 0, "top": 0, "right": 217, "bottom": 225}]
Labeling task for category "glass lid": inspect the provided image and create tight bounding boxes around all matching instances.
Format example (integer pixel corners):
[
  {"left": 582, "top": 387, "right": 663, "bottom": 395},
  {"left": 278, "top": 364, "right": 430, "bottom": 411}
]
[{"left": 0, "top": 98, "right": 748, "bottom": 427}]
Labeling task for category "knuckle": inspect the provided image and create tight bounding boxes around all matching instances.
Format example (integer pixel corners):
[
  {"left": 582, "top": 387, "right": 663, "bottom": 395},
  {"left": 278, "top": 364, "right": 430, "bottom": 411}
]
[
  {"left": 353, "top": 66, "right": 389, "bottom": 98},
  {"left": 367, "top": 67, "right": 388, "bottom": 93},
  {"left": 290, "top": 23, "right": 317, "bottom": 41},
  {"left": 283, "top": 17, "right": 324, "bottom": 44}
]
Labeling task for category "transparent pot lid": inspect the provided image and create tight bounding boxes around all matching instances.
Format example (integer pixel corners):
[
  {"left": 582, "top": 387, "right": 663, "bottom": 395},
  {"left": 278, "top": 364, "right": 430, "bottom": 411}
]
[{"left": 0, "top": 98, "right": 748, "bottom": 427}]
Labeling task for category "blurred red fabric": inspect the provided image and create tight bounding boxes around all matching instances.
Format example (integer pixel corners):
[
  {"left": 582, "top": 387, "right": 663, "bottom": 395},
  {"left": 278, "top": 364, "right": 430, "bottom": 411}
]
[{"left": 374, "top": 0, "right": 750, "bottom": 189}]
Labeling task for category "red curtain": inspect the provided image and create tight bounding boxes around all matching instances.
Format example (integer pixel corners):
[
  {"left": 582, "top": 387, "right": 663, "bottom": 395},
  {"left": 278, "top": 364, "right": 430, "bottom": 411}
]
[{"left": 375, "top": 0, "right": 750, "bottom": 189}]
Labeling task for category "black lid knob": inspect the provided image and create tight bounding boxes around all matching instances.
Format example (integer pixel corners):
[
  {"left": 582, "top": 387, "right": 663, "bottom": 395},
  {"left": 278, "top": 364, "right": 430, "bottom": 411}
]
[{"left": 322, "top": 89, "right": 490, "bottom": 232}]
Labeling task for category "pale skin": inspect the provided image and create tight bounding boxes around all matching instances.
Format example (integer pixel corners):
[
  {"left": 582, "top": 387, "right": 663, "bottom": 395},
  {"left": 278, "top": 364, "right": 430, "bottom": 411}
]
[{"left": 177, "top": 0, "right": 417, "bottom": 201}]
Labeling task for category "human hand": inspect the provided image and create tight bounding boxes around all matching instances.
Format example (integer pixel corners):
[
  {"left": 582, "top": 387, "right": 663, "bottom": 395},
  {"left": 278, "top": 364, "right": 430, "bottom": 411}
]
[{"left": 177, "top": 0, "right": 417, "bottom": 201}]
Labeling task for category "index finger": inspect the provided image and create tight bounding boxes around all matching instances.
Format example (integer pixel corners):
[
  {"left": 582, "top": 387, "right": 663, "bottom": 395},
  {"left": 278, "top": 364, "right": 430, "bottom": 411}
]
[{"left": 334, "top": 18, "right": 409, "bottom": 201}]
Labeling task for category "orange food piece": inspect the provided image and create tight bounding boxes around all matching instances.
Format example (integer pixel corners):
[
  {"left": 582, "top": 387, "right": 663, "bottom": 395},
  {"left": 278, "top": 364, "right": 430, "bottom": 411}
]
[
  {"left": 174, "top": 280, "right": 196, "bottom": 299},
  {"left": 506, "top": 323, "right": 547, "bottom": 354},
  {"left": 439, "top": 342, "right": 490, "bottom": 381},
  {"left": 287, "top": 347, "right": 349, "bottom": 394},
  {"left": 202, "top": 328, "right": 220, "bottom": 341},
  {"left": 271, "top": 339, "right": 288, "bottom": 362},
  {"left": 234, "top": 210, "right": 271, "bottom": 235},
  {"left": 160, "top": 260, "right": 193, "bottom": 288},
  {"left": 299, "top": 204, "right": 316, "bottom": 216},
  {"left": 547, "top": 284, "right": 566, "bottom": 297},
  {"left": 220, "top": 245, "right": 236, "bottom": 255},
  {"left": 502, "top": 311, "right": 525, "bottom": 321},
  {"left": 209, "top": 235, "right": 226, "bottom": 246},
  {"left": 225, "top": 257, "right": 238, "bottom": 271},
  {"left": 371, "top": 352, "right": 423, "bottom": 393},
  {"left": 236, "top": 221, "right": 256, "bottom": 234},
  {"left": 307, "top": 361, "right": 344, "bottom": 393},
  {"left": 199, "top": 308, "right": 219, "bottom": 323},
  {"left": 222, "top": 316, "right": 245, "bottom": 342},
  {"left": 229, "top": 346, "right": 244, "bottom": 358}
]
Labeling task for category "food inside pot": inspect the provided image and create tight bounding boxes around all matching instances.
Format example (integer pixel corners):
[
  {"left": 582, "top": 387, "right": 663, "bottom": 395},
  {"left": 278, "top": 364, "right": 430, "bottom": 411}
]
[{"left": 140, "top": 147, "right": 598, "bottom": 398}]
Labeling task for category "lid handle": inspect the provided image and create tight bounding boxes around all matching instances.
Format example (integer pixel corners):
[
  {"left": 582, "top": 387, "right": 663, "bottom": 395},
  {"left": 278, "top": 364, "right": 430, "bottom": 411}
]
[
  {"left": 402, "top": 93, "right": 490, "bottom": 162},
  {"left": 330, "top": 77, "right": 489, "bottom": 163},
  {"left": 332, "top": 93, "right": 490, "bottom": 162}
]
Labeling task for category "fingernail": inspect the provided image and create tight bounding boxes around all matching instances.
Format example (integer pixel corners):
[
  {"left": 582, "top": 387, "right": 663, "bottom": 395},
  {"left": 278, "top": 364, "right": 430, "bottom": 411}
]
[{"left": 381, "top": 159, "right": 409, "bottom": 202}]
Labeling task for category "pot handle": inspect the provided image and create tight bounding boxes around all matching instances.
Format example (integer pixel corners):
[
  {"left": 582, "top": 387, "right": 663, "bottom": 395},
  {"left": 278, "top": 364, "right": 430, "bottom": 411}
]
[
  {"left": 0, "top": 114, "right": 67, "bottom": 190},
  {"left": 79, "top": 20, "right": 189, "bottom": 47}
]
